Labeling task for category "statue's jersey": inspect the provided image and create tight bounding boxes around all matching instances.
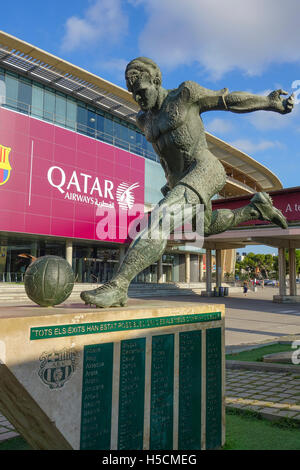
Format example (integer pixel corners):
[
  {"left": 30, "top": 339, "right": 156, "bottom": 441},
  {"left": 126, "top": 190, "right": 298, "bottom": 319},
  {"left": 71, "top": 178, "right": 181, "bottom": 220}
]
[{"left": 136, "top": 81, "right": 226, "bottom": 208}]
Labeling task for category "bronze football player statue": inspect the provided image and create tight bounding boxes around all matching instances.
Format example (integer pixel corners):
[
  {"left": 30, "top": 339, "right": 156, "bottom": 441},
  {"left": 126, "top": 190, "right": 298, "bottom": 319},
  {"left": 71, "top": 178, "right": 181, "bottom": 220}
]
[{"left": 81, "top": 57, "right": 294, "bottom": 308}]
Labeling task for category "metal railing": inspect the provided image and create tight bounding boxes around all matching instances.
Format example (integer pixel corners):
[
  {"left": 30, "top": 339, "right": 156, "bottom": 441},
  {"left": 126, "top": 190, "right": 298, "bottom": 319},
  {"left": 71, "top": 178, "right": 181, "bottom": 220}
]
[
  {"left": 0, "top": 272, "right": 25, "bottom": 283},
  {"left": 0, "top": 97, "right": 159, "bottom": 163}
]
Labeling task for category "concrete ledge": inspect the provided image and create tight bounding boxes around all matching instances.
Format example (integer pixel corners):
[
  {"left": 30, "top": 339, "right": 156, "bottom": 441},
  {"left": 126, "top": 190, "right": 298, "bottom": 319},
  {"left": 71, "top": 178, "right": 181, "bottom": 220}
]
[
  {"left": 273, "top": 295, "right": 300, "bottom": 303},
  {"left": 226, "top": 360, "right": 300, "bottom": 373}
]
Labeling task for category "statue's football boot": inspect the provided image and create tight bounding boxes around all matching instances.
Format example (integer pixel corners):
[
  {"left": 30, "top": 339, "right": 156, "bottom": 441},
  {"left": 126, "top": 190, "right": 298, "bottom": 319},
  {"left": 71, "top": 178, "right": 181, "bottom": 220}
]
[
  {"left": 250, "top": 192, "right": 288, "bottom": 229},
  {"left": 80, "top": 280, "right": 128, "bottom": 308}
]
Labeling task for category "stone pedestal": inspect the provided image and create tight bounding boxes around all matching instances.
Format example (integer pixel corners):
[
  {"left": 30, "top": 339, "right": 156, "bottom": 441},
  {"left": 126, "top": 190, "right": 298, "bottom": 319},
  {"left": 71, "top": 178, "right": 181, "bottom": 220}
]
[{"left": 0, "top": 301, "right": 225, "bottom": 450}]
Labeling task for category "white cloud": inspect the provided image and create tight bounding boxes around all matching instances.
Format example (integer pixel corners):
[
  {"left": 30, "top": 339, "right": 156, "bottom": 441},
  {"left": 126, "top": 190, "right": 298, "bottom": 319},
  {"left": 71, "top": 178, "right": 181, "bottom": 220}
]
[
  {"left": 61, "top": 0, "right": 128, "bottom": 52},
  {"left": 206, "top": 117, "right": 234, "bottom": 135},
  {"left": 127, "top": 0, "right": 144, "bottom": 5},
  {"left": 247, "top": 110, "right": 292, "bottom": 131},
  {"left": 100, "top": 58, "right": 129, "bottom": 80},
  {"left": 228, "top": 138, "right": 281, "bottom": 154},
  {"left": 135, "top": 0, "right": 300, "bottom": 79},
  {"left": 247, "top": 94, "right": 300, "bottom": 131}
]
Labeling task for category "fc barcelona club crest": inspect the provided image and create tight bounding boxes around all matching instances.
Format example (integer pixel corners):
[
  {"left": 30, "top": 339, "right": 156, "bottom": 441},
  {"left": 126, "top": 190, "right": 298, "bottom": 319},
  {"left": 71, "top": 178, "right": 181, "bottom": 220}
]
[
  {"left": 0, "top": 144, "right": 12, "bottom": 186},
  {"left": 38, "top": 348, "right": 78, "bottom": 390}
]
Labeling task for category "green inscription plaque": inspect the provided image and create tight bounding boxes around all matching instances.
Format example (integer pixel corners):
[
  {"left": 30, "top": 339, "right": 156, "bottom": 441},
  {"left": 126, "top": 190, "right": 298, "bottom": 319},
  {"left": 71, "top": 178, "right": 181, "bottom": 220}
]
[
  {"left": 178, "top": 330, "right": 202, "bottom": 450},
  {"left": 150, "top": 334, "right": 174, "bottom": 450},
  {"left": 30, "top": 312, "right": 221, "bottom": 340},
  {"left": 80, "top": 342, "right": 114, "bottom": 450},
  {"left": 206, "top": 327, "right": 222, "bottom": 450},
  {"left": 118, "top": 338, "right": 146, "bottom": 450}
]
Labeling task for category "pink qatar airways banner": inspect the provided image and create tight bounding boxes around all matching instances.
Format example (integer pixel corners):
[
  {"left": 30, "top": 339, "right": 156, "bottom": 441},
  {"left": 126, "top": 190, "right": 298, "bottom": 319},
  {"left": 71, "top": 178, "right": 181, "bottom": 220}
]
[{"left": 0, "top": 107, "right": 145, "bottom": 243}]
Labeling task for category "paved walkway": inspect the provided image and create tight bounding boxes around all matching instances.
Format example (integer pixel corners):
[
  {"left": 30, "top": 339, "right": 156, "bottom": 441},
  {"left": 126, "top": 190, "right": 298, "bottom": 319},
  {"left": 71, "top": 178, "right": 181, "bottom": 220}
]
[{"left": 226, "top": 368, "right": 300, "bottom": 421}]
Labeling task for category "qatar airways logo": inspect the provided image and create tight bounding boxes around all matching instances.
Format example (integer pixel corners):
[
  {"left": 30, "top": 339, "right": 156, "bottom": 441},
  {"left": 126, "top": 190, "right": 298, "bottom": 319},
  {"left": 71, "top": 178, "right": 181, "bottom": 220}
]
[
  {"left": 116, "top": 182, "right": 140, "bottom": 210},
  {"left": 47, "top": 166, "right": 139, "bottom": 210}
]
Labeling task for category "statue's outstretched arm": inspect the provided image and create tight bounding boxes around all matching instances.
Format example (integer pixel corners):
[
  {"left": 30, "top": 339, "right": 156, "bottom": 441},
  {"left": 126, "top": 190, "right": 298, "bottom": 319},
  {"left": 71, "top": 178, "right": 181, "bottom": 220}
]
[
  {"left": 224, "top": 89, "right": 294, "bottom": 114},
  {"left": 194, "top": 82, "right": 294, "bottom": 115}
]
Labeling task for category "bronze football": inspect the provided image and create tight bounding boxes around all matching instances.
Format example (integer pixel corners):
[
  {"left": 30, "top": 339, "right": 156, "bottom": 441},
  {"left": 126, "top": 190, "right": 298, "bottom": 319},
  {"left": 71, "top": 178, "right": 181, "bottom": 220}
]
[{"left": 24, "top": 256, "right": 74, "bottom": 307}]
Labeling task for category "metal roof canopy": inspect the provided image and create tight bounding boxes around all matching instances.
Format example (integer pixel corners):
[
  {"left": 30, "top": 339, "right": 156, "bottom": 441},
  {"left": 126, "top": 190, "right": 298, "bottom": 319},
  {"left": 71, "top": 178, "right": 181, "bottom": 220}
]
[
  {"left": 203, "top": 225, "right": 300, "bottom": 250},
  {"left": 206, "top": 133, "right": 283, "bottom": 192},
  {"left": 0, "top": 31, "right": 139, "bottom": 124}
]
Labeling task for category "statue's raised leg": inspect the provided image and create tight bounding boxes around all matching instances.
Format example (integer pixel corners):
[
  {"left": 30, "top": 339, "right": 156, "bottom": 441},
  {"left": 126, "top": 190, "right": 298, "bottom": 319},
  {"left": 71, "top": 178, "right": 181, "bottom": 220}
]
[{"left": 205, "top": 192, "right": 287, "bottom": 236}]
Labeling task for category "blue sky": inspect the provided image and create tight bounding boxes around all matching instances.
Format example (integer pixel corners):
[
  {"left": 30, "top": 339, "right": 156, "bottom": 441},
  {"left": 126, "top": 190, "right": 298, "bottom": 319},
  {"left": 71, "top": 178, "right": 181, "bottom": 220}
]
[{"left": 1, "top": 0, "right": 300, "bottom": 254}]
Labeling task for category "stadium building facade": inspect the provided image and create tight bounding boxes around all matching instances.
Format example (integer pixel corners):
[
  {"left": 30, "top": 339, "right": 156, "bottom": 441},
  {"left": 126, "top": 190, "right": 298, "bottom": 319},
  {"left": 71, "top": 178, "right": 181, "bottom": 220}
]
[{"left": 0, "top": 31, "right": 283, "bottom": 284}]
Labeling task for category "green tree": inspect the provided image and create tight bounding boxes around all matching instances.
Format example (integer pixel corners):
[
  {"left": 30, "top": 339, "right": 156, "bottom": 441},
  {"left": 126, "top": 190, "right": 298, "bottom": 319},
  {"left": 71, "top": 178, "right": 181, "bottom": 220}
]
[
  {"left": 236, "top": 252, "right": 276, "bottom": 279},
  {"left": 252, "top": 249, "right": 300, "bottom": 280}
]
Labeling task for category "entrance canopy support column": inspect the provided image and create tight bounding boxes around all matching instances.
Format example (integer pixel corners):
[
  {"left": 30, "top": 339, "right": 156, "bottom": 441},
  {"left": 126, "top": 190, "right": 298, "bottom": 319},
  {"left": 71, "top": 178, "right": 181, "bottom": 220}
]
[
  {"left": 216, "top": 249, "right": 222, "bottom": 288},
  {"left": 185, "top": 253, "right": 190, "bottom": 284},
  {"left": 273, "top": 246, "right": 300, "bottom": 303},
  {"left": 158, "top": 257, "right": 163, "bottom": 283},
  {"left": 278, "top": 247, "right": 286, "bottom": 297},
  {"left": 199, "top": 255, "right": 204, "bottom": 282},
  {"left": 289, "top": 247, "right": 297, "bottom": 296},
  {"left": 202, "top": 249, "right": 212, "bottom": 296}
]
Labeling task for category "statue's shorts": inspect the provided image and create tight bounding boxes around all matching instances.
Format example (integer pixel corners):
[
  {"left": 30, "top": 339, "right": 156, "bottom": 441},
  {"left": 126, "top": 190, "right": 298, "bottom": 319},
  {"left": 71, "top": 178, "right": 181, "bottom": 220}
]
[{"left": 165, "top": 149, "right": 227, "bottom": 233}]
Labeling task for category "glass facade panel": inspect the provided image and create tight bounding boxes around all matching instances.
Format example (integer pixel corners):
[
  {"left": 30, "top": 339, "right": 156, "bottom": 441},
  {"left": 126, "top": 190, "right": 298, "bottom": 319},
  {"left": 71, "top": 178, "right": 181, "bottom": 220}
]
[
  {"left": 114, "top": 120, "right": 128, "bottom": 150},
  {"left": 32, "top": 83, "right": 44, "bottom": 118},
  {"left": 44, "top": 88, "right": 55, "bottom": 122},
  {"left": 103, "top": 115, "right": 114, "bottom": 144},
  {"left": 66, "top": 96, "right": 77, "bottom": 130},
  {"left": 142, "top": 135, "right": 147, "bottom": 156},
  {"left": 96, "top": 113, "right": 104, "bottom": 139},
  {"left": 114, "top": 120, "right": 122, "bottom": 140},
  {"left": 77, "top": 105, "right": 88, "bottom": 133},
  {"left": 0, "top": 69, "right": 5, "bottom": 105},
  {"left": 87, "top": 109, "right": 96, "bottom": 138},
  {"left": 18, "top": 78, "right": 32, "bottom": 114},
  {"left": 119, "top": 122, "right": 129, "bottom": 150},
  {"left": 135, "top": 131, "right": 143, "bottom": 154},
  {"left": 5, "top": 74, "right": 18, "bottom": 110},
  {"left": 128, "top": 126, "right": 136, "bottom": 152},
  {"left": 55, "top": 93, "right": 67, "bottom": 126}
]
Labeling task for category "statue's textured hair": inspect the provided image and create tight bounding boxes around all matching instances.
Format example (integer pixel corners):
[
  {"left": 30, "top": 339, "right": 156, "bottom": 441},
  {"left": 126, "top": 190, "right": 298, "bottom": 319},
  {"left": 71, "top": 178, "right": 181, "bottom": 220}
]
[{"left": 125, "top": 57, "right": 162, "bottom": 91}]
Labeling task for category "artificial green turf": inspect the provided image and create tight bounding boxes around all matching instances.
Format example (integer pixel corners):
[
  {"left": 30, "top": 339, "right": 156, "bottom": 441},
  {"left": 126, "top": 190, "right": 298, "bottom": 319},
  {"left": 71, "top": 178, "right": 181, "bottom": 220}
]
[
  {"left": 226, "top": 343, "right": 293, "bottom": 363},
  {"left": 1, "top": 410, "right": 300, "bottom": 450},
  {"left": 224, "top": 410, "right": 300, "bottom": 450}
]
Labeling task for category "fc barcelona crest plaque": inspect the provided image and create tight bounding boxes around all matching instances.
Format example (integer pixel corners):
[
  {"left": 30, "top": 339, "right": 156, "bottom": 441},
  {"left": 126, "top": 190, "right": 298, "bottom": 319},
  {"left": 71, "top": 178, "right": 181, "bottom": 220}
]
[
  {"left": 38, "top": 348, "right": 78, "bottom": 390},
  {"left": 0, "top": 144, "right": 11, "bottom": 186}
]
